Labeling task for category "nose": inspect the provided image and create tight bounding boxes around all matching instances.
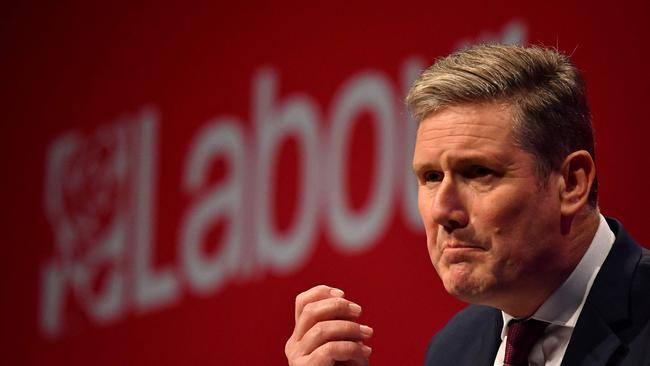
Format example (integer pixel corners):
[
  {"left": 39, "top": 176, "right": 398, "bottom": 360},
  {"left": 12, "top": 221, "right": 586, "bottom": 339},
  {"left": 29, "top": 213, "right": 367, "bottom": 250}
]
[{"left": 430, "top": 177, "right": 469, "bottom": 233}]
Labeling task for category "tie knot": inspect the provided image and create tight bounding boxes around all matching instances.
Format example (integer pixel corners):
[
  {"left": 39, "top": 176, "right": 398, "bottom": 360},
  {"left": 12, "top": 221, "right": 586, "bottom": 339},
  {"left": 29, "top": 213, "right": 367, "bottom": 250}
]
[{"left": 503, "top": 318, "right": 549, "bottom": 366}]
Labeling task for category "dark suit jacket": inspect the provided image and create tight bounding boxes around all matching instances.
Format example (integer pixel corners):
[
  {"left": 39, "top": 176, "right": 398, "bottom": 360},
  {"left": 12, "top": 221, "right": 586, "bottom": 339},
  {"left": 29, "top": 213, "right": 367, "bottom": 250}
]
[{"left": 424, "top": 218, "right": 650, "bottom": 366}]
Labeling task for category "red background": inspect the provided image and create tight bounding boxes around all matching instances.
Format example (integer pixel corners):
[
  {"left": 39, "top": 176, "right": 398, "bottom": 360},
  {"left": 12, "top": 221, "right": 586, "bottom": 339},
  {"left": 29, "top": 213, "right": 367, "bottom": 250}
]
[{"left": 2, "top": 1, "right": 650, "bottom": 365}]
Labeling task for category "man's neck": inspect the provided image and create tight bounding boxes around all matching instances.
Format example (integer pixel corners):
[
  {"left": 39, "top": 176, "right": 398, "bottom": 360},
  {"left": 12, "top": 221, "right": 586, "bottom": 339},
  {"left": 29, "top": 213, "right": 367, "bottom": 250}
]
[
  {"left": 500, "top": 210, "right": 601, "bottom": 317},
  {"left": 566, "top": 210, "right": 601, "bottom": 263}
]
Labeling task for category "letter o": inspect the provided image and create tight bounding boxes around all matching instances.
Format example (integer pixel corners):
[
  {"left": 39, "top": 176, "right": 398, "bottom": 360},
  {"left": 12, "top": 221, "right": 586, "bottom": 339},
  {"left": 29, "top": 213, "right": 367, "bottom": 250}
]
[{"left": 327, "top": 72, "right": 396, "bottom": 253}]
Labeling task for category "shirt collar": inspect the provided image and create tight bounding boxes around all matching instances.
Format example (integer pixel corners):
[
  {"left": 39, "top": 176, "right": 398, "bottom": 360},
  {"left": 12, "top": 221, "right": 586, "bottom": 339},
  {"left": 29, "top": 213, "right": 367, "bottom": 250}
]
[{"left": 500, "top": 214, "right": 615, "bottom": 340}]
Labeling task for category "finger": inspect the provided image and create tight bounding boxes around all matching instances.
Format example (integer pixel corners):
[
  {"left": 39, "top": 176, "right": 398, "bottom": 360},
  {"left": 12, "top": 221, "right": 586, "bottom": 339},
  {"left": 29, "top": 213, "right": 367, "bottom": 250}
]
[
  {"left": 309, "top": 341, "right": 372, "bottom": 366},
  {"left": 295, "top": 285, "right": 345, "bottom": 322},
  {"left": 301, "top": 320, "right": 373, "bottom": 355},
  {"left": 294, "top": 296, "right": 362, "bottom": 340},
  {"left": 336, "top": 359, "right": 369, "bottom": 366},
  {"left": 334, "top": 361, "right": 366, "bottom": 366}
]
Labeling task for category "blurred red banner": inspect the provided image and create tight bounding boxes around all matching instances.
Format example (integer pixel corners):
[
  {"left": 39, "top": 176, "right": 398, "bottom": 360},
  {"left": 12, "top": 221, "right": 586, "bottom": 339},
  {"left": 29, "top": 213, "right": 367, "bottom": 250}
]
[{"left": 2, "top": 1, "right": 649, "bottom": 365}]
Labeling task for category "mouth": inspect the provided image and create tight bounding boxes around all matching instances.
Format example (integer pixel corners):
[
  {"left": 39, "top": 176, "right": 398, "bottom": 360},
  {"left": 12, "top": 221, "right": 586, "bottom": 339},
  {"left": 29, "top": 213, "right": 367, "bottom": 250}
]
[
  {"left": 441, "top": 240, "right": 484, "bottom": 251},
  {"left": 439, "top": 241, "right": 485, "bottom": 264},
  {"left": 439, "top": 241, "right": 486, "bottom": 260}
]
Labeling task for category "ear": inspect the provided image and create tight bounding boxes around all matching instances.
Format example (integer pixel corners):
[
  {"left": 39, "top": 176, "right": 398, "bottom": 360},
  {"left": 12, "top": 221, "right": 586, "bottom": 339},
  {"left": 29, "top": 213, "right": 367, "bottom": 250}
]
[{"left": 558, "top": 150, "right": 596, "bottom": 216}]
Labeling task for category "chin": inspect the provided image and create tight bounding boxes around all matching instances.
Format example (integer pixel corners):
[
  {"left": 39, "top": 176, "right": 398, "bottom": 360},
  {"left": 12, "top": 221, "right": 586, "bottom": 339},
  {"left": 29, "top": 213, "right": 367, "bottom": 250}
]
[
  {"left": 441, "top": 267, "right": 492, "bottom": 303},
  {"left": 445, "top": 282, "right": 479, "bottom": 301}
]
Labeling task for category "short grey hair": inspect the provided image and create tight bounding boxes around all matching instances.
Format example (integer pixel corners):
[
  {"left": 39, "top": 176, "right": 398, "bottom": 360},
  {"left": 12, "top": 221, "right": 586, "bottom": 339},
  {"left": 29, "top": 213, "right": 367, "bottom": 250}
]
[{"left": 406, "top": 43, "right": 597, "bottom": 207}]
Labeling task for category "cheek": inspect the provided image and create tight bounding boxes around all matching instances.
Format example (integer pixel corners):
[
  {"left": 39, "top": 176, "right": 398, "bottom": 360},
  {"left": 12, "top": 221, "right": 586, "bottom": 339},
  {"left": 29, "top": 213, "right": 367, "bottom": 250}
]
[
  {"left": 426, "top": 227, "right": 440, "bottom": 257},
  {"left": 417, "top": 190, "right": 441, "bottom": 263},
  {"left": 418, "top": 189, "right": 434, "bottom": 232},
  {"left": 417, "top": 187, "right": 428, "bottom": 215},
  {"left": 471, "top": 195, "right": 528, "bottom": 238}
]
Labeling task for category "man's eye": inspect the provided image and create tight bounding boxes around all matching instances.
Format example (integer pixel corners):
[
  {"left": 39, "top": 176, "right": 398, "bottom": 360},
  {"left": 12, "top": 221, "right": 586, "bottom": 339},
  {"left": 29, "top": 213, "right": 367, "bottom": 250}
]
[
  {"left": 423, "top": 171, "right": 443, "bottom": 182},
  {"left": 468, "top": 166, "right": 494, "bottom": 178}
]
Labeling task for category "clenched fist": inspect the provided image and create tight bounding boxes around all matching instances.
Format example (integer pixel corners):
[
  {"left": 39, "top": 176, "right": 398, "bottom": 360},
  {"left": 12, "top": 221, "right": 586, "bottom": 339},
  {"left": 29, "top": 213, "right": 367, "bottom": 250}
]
[{"left": 285, "top": 285, "right": 373, "bottom": 366}]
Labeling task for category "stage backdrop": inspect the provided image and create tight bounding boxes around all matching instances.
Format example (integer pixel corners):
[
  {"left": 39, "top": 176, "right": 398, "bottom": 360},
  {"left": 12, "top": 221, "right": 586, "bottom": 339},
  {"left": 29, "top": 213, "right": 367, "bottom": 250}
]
[{"left": 2, "top": 1, "right": 650, "bottom": 365}]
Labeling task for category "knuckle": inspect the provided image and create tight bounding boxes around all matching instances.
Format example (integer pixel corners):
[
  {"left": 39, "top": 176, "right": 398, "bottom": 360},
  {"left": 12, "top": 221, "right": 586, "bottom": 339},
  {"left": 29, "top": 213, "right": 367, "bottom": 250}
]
[
  {"left": 334, "top": 297, "right": 348, "bottom": 310},
  {"left": 334, "top": 341, "right": 357, "bottom": 358},
  {"left": 321, "top": 342, "right": 335, "bottom": 356},
  {"left": 285, "top": 339, "right": 308, "bottom": 365},
  {"left": 295, "top": 291, "right": 307, "bottom": 306},
  {"left": 322, "top": 341, "right": 354, "bottom": 357},
  {"left": 314, "top": 284, "right": 330, "bottom": 292},
  {"left": 344, "top": 321, "right": 359, "bottom": 333},
  {"left": 307, "top": 349, "right": 326, "bottom": 365},
  {"left": 300, "top": 285, "right": 326, "bottom": 302},
  {"left": 302, "top": 302, "right": 315, "bottom": 316},
  {"left": 284, "top": 340, "right": 292, "bottom": 358},
  {"left": 311, "top": 323, "right": 324, "bottom": 337},
  {"left": 342, "top": 341, "right": 356, "bottom": 354}
]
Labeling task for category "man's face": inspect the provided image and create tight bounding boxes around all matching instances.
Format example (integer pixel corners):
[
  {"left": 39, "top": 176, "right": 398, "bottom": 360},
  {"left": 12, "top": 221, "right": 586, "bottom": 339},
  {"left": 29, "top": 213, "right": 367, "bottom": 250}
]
[{"left": 412, "top": 103, "right": 563, "bottom": 308}]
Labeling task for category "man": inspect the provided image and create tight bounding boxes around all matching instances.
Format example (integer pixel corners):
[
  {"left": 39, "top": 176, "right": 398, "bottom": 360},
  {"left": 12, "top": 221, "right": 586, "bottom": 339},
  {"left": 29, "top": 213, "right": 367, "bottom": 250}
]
[{"left": 285, "top": 44, "right": 650, "bottom": 366}]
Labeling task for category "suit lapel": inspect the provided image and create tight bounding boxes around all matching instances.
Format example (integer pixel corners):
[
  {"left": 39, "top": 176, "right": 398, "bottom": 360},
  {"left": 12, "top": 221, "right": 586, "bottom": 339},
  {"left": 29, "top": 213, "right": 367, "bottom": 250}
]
[
  {"left": 561, "top": 305, "right": 622, "bottom": 366},
  {"left": 561, "top": 218, "right": 641, "bottom": 366},
  {"left": 477, "top": 309, "right": 503, "bottom": 366}
]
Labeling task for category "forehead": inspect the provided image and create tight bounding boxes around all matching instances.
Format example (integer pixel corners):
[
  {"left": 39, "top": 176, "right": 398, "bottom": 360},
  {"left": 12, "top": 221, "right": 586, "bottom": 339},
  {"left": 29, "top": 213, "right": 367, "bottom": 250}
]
[{"left": 413, "top": 103, "right": 519, "bottom": 164}]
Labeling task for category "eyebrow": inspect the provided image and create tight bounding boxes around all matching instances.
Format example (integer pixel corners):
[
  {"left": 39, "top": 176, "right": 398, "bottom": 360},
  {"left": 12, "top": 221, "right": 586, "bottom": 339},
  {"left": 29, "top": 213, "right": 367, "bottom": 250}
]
[
  {"left": 411, "top": 162, "right": 431, "bottom": 176},
  {"left": 412, "top": 152, "right": 506, "bottom": 174},
  {"left": 449, "top": 153, "right": 499, "bottom": 166}
]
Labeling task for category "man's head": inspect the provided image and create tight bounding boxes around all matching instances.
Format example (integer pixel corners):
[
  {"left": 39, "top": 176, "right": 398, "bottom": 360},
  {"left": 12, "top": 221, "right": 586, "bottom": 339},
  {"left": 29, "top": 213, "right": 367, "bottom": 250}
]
[
  {"left": 407, "top": 44, "right": 599, "bottom": 316},
  {"left": 407, "top": 44, "right": 597, "bottom": 206}
]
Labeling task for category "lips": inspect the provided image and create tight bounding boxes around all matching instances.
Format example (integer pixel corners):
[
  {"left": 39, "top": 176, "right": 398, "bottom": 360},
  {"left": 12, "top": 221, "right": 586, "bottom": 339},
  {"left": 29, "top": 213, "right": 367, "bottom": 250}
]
[
  {"left": 439, "top": 241, "right": 485, "bottom": 265},
  {"left": 441, "top": 241, "right": 484, "bottom": 251}
]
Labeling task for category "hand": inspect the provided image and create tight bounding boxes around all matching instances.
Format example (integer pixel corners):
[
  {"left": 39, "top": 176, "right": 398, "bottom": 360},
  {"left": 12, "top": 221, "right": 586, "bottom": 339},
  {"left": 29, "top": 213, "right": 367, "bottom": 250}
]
[{"left": 285, "top": 285, "right": 373, "bottom": 366}]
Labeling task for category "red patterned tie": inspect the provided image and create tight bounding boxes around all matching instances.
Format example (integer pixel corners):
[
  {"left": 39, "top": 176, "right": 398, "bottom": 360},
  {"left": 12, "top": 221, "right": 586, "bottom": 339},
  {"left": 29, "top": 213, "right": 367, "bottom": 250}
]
[{"left": 503, "top": 319, "right": 549, "bottom": 366}]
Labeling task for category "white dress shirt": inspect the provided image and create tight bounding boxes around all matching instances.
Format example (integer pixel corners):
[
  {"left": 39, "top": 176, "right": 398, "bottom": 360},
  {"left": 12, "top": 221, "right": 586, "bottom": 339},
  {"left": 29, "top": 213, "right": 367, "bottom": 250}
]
[{"left": 492, "top": 214, "right": 615, "bottom": 366}]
